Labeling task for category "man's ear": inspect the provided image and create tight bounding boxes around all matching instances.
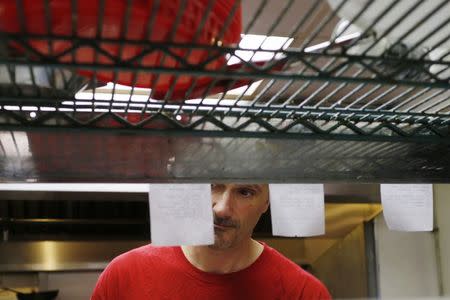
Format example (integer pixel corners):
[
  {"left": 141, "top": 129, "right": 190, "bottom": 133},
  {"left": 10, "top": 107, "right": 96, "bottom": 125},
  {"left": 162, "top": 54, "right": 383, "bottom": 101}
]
[
  {"left": 262, "top": 197, "right": 270, "bottom": 213},
  {"left": 261, "top": 184, "right": 270, "bottom": 213}
]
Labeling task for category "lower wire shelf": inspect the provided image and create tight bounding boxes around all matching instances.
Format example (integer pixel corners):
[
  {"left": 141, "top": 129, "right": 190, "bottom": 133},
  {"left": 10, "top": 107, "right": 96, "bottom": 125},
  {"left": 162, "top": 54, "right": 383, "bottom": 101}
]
[{"left": 0, "top": 126, "right": 449, "bottom": 182}]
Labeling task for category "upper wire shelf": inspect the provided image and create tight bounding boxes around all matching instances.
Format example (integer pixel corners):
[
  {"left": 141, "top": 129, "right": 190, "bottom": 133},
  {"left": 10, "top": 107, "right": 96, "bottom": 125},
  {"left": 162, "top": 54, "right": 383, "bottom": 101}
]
[{"left": 0, "top": 0, "right": 449, "bottom": 141}]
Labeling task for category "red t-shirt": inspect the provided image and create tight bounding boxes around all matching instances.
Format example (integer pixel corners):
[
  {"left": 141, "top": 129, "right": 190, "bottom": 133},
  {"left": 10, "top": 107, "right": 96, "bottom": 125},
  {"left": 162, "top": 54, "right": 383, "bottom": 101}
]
[{"left": 91, "top": 243, "right": 331, "bottom": 300}]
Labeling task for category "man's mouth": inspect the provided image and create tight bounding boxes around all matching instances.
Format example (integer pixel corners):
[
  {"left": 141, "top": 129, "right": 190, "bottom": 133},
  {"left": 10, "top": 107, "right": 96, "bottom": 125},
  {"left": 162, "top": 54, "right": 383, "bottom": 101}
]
[{"left": 214, "top": 223, "right": 235, "bottom": 230}]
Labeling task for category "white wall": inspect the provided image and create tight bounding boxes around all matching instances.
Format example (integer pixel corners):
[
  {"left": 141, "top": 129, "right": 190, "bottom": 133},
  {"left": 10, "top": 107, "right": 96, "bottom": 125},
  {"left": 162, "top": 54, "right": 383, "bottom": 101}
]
[
  {"left": 435, "top": 184, "right": 450, "bottom": 296},
  {"left": 374, "top": 213, "right": 440, "bottom": 298}
]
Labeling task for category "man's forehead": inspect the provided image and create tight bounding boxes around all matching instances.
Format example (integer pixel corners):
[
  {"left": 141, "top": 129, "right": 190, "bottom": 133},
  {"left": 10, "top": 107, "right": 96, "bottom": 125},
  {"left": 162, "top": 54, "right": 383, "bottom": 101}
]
[{"left": 215, "top": 183, "right": 268, "bottom": 191}]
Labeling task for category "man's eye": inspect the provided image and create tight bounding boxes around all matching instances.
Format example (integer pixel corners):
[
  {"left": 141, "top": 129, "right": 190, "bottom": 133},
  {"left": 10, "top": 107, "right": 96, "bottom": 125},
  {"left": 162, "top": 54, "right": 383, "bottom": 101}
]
[{"left": 238, "top": 188, "right": 255, "bottom": 197}]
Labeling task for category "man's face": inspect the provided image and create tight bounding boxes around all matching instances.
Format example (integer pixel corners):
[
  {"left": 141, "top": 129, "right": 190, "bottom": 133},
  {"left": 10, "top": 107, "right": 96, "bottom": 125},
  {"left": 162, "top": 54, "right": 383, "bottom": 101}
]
[{"left": 210, "top": 183, "right": 269, "bottom": 250}]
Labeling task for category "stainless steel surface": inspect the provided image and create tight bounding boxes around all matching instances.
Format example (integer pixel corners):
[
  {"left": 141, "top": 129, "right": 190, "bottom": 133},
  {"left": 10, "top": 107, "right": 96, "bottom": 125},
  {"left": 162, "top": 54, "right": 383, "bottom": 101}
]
[
  {"left": 0, "top": 218, "right": 145, "bottom": 225},
  {"left": 0, "top": 183, "right": 382, "bottom": 202},
  {"left": 0, "top": 203, "right": 381, "bottom": 271},
  {"left": 0, "top": 129, "right": 449, "bottom": 182},
  {"left": 0, "top": 240, "right": 148, "bottom": 272},
  {"left": 0, "top": 191, "right": 146, "bottom": 201}
]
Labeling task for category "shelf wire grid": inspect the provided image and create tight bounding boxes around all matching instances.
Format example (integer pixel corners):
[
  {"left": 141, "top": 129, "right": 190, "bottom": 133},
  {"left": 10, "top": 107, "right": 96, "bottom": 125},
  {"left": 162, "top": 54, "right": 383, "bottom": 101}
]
[{"left": 0, "top": 0, "right": 448, "bottom": 141}]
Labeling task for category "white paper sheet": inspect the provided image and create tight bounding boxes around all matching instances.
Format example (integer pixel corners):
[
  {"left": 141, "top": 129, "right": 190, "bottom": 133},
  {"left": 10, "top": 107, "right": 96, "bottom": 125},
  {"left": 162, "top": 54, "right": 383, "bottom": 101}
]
[
  {"left": 380, "top": 184, "right": 433, "bottom": 231},
  {"left": 149, "top": 184, "right": 214, "bottom": 246},
  {"left": 269, "top": 184, "right": 325, "bottom": 237}
]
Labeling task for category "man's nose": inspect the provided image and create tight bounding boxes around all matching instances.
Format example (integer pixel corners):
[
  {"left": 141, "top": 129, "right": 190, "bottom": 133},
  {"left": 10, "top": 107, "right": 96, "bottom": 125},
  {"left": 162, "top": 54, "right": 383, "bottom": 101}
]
[{"left": 213, "top": 190, "right": 234, "bottom": 218}]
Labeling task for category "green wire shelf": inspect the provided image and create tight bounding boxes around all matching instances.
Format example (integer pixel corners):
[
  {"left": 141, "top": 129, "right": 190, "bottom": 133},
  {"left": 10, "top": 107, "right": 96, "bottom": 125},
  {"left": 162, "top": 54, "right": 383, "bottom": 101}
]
[{"left": 0, "top": 0, "right": 449, "bottom": 181}]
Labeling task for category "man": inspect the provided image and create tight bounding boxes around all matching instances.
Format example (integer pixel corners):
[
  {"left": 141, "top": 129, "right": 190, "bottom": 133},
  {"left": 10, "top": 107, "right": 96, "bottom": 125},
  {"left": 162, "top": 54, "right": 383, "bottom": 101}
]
[{"left": 91, "top": 183, "right": 331, "bottom": 299}]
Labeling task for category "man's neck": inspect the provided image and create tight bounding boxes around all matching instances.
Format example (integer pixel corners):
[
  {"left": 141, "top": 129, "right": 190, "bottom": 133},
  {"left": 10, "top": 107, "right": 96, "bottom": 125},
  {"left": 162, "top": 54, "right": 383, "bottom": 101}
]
[{"left": 181, "top": 239, "right": 264, "bottom": 274}]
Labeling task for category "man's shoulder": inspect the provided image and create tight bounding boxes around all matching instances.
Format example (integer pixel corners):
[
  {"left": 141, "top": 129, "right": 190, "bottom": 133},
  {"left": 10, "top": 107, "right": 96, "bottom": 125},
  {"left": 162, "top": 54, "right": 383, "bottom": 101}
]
[
  {"left": 119, "top": 243, "right": 173, "bottom": 257},
  {"left": 263, "top": 243, "right": 304, "bottom": 274},
  {"left": 109, "top": 244, "right": 178, "bottom": 270},
  {"left": 263, "top": 243, "right": 331, "bottom": 299}
]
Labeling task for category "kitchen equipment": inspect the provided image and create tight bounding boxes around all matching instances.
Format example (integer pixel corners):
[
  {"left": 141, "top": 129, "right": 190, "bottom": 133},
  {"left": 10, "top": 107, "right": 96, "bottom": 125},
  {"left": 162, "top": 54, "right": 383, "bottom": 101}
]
[
  {"left": 16, "top": 290, "right": 59, "bottom": 300},
  {"left": 0, "top": 288, "right": 59, "bottom": 300}
]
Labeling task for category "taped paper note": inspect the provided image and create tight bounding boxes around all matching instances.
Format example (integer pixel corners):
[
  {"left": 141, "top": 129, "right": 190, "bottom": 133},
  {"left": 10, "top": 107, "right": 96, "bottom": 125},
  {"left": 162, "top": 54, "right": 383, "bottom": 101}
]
[
  {"left": 149, "top": 184, "right": 214, "bottom": 246},
  {"left": 380, "top": 184, "right": 433, "bottom": 231},
  {"left": 269, "top": 184, "right": 325, "bottom": 237}
]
